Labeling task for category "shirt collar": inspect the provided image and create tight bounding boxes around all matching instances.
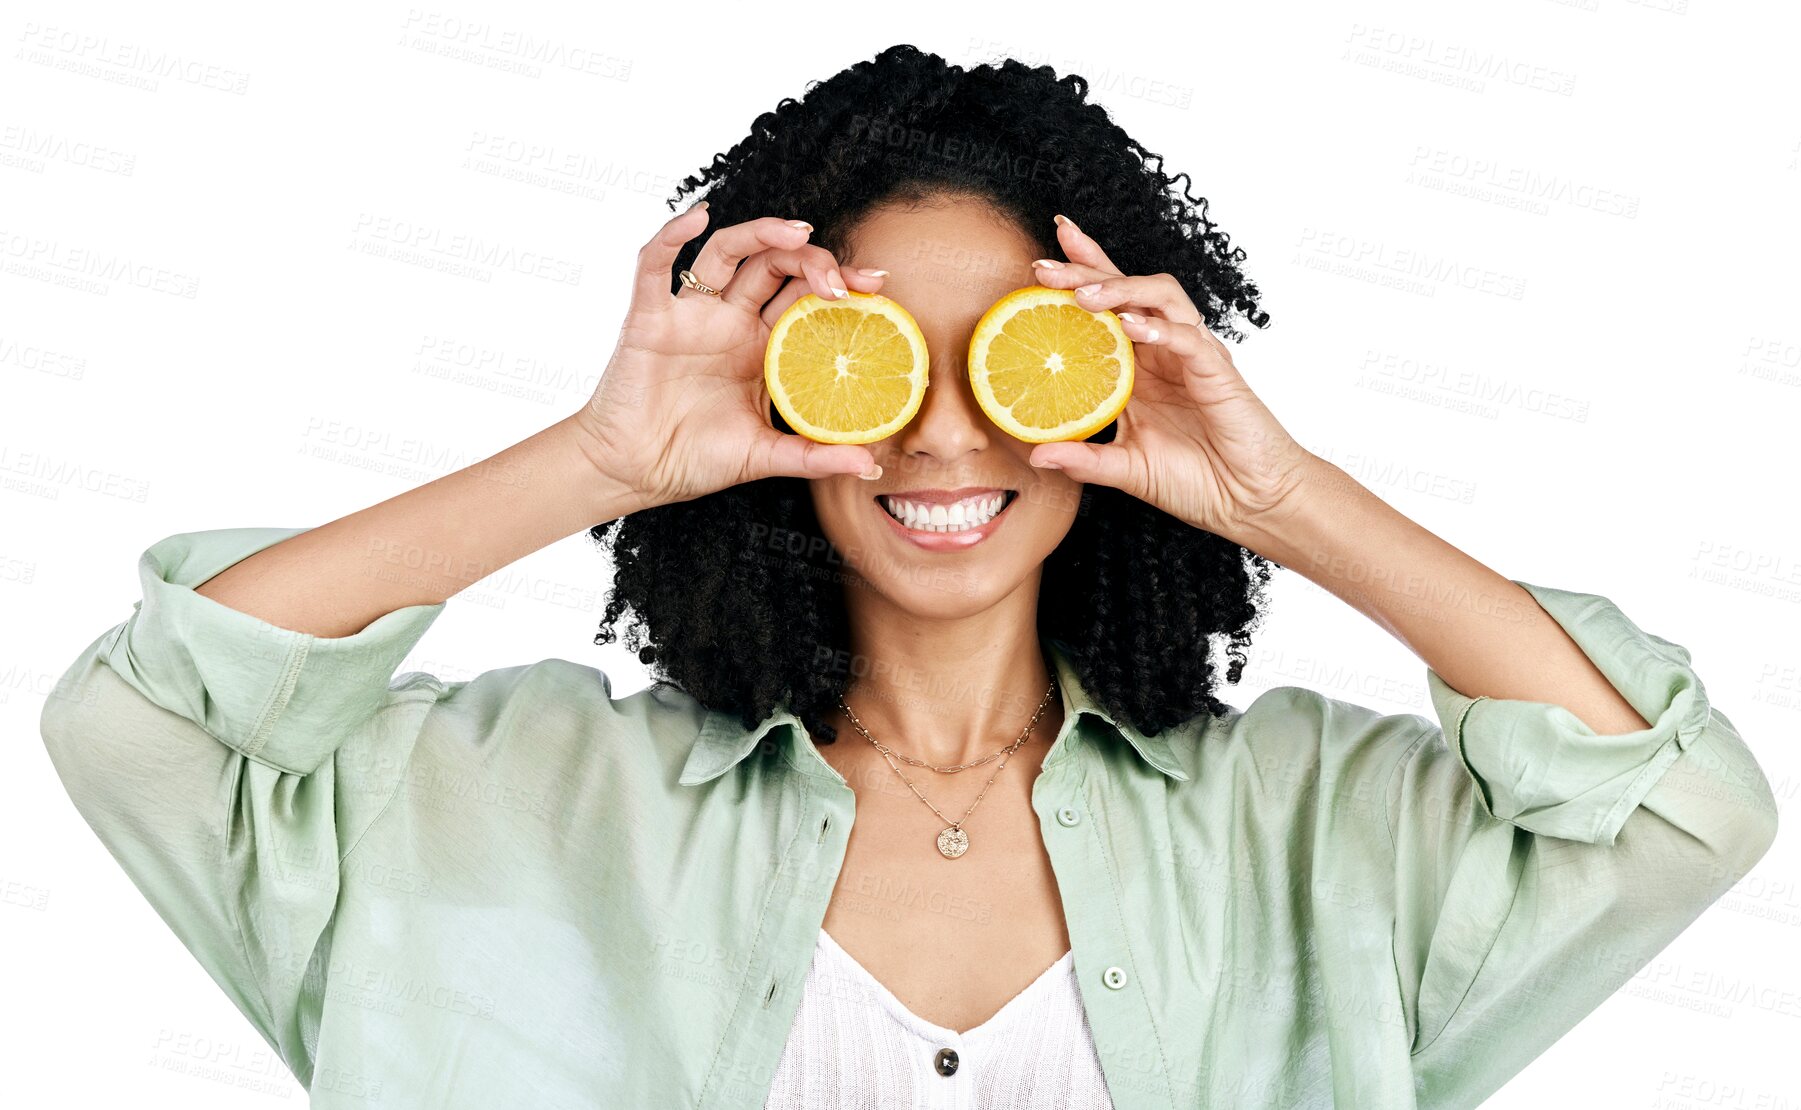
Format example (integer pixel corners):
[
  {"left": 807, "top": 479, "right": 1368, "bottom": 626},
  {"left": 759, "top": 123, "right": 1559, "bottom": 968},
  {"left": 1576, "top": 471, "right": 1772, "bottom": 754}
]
[{"left": 677, "top": 637, "right": 1191, "bottom": 786}]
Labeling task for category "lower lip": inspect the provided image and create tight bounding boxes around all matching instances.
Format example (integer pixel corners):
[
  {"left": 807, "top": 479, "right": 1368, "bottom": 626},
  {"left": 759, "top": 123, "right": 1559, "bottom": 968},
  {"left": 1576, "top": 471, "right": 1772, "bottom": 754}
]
[{"left": 876, "top": 494, "right": 1016, "bottom": 550}]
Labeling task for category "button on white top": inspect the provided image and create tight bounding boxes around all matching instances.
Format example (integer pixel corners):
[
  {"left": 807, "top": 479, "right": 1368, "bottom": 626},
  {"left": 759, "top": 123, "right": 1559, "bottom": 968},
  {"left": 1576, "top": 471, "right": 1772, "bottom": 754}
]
[
  {"left": 1056, "top": 805, "right": 1082, "bottom": 826},
  {"left": 1102, "top": 966, "right": 1128, "bottom": 990},
  {"left": 764, "top": 928, "right": 1116, "bottom": 1108}
]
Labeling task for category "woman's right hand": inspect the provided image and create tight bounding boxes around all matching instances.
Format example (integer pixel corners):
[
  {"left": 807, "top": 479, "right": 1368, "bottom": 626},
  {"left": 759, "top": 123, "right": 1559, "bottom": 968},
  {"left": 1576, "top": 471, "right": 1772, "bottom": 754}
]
[{"left": 572, "top": 202, "right": 890, "bottom": 513}]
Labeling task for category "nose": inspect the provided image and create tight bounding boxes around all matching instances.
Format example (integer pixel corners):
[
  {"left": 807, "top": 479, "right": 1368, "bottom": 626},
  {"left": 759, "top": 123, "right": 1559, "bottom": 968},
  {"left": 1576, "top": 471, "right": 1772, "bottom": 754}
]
[{"left": 891, "top": 359, "right": 993, "bottom": 464}]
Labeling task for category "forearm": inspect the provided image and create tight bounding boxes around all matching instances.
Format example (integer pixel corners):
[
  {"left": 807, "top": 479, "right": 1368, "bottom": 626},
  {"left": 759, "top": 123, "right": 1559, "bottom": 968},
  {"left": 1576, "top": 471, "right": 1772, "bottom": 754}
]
[
  {"left": 194, "top": 413, "right": 645, "bottom": 639},
  {"left": 1238, "top": 457, "right": 1651, "bottom": 736}
]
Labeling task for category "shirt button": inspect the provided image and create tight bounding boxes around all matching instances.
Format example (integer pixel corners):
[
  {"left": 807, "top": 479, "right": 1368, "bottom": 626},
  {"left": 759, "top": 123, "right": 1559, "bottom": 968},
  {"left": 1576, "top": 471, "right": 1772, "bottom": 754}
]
[
  {"left": 934, "top": 1047, "right": 960, "bottom": 1076},
  {"left": 1102, "top": 965, "right": 1128, "bottom": 990},
  {"left": 1056, "top": 805, "right": 1081, "bottom": 827}
]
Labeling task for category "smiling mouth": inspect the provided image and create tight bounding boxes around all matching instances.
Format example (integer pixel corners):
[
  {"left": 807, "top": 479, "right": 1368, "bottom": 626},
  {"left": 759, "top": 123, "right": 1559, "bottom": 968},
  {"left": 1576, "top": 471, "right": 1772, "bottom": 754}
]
[{"left": 876, "top": 490, "right": 1019, "bottom": 534}]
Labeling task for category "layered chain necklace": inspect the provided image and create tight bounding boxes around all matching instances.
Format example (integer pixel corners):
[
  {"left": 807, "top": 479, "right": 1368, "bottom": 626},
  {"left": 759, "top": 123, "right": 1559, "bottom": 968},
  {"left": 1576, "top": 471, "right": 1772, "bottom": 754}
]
[{"left": 837, "top": 676, "right": 1059, "bottom": 859}]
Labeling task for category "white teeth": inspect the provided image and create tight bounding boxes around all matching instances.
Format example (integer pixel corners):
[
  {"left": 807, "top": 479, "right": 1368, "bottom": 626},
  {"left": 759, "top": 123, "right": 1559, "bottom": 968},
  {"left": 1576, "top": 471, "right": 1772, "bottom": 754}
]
[{"left": 880, "top": 492, "right": 1010, "bottom": 533}]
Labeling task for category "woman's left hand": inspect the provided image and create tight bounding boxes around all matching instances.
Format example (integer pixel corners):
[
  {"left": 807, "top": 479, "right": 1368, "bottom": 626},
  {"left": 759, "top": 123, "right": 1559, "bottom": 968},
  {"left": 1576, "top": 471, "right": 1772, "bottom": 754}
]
[{"left": 1027, "top": 215, "right": 1321, "bottom": 544}]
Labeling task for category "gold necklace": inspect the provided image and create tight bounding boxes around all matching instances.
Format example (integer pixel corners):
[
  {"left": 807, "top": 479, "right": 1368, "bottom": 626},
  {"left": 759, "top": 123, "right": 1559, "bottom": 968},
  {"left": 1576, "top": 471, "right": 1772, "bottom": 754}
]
[
  {"left": 840, "top": 713, "right": 1019, "bottom": 774},
  {"left": 837, "top": 677, "right": 1059, "bottom": 859}
]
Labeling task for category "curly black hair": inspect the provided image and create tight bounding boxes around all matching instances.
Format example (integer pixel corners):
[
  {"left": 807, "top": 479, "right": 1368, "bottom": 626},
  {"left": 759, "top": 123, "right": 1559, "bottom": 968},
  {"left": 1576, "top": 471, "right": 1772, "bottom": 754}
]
[{"left": 589, "top": 44, "right": 1277, "bottom": 746}]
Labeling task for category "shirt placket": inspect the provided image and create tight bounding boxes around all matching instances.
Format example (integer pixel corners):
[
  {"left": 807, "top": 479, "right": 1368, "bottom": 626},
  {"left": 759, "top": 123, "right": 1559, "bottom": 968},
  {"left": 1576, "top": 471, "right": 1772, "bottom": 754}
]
[
  {"left": 1032, "top": 738, "right": 1177, "bottom": 1110},
  {"left": 700, "top": 765, "right": 858, "bottom": 1108}
]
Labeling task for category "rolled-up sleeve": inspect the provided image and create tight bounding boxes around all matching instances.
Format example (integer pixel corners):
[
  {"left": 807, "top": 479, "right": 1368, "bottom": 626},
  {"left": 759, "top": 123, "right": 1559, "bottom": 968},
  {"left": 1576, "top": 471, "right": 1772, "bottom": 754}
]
[
  {"left": 98, "top": 526, "right": 446, "bottom": 774},
  {"left": 1385, "top": 579, "right": 1779, "bottom": 1109},
  {"left": 39, "top": 526, "right": 448, "bottom": 1086}
]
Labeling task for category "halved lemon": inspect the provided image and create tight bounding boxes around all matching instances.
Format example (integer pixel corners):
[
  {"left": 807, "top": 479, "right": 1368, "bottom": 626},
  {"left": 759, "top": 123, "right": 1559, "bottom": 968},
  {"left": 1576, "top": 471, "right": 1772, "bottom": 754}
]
[
  {"left": 967, "top": 286, "right": 1134, "bottom": 443},
  {"left": 764, "top": 291, "right": 930, "bottom": 445}
]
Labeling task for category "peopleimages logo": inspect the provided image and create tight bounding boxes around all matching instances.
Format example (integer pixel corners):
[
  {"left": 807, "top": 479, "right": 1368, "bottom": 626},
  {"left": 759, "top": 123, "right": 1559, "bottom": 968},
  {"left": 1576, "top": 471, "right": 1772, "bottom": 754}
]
[
  {"left": 398, "top": 10, "right": 632, "bottom": 80},
  {"left": 0, "top": 228, "right": 199, "bottom": 299},
  {"left": 13, "top": 23, "right": 250, "bottom": 94},
  {"left": 349, "top": 213, "right": 584, "bottom": 286}
]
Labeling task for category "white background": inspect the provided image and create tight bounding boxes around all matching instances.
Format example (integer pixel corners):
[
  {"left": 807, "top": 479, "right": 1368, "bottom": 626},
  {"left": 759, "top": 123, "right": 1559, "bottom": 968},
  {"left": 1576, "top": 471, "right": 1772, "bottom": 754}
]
[{"left": 4, "top": 0, "right": 1798, "bottom": 1105}]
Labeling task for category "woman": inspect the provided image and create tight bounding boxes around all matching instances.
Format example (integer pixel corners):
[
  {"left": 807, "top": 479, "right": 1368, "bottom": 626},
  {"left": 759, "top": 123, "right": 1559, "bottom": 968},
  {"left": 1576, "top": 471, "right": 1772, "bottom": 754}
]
[{"left": 41, "top": 45, "right": 1777, "bottom": 1110}]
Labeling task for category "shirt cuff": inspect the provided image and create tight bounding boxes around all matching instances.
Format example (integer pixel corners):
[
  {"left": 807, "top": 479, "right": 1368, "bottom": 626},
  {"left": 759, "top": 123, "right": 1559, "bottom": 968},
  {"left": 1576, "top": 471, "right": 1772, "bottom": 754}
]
[
  {"left": 1426, "top": 578, "right": 1712, "bottom": 847},
  {"left": 97, "top": 526, "right": 448, "bottom": 775}
]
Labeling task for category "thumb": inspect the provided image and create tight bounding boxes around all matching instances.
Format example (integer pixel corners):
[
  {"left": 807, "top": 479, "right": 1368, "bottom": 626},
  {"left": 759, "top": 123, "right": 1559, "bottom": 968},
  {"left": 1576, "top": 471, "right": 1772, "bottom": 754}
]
[
  {"left": 753, "top": 431, "right": 883, "bottom": 482},
  {"left": 1029, "top": 442, "right": 1138, "bottom": 493}
]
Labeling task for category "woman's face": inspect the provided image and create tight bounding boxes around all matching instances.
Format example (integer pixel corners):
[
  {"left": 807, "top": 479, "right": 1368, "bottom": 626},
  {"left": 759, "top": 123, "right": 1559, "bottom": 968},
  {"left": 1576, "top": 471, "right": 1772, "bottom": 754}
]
[{"left": 807, "top": 197, "right": 1083, "bottom": 619}]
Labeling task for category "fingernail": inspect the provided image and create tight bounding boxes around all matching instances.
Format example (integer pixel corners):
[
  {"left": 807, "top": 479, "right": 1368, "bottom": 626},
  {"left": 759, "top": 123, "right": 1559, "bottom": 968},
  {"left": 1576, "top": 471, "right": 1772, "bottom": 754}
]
[
  {"left": 828, "top": 272, "right": 848, "bottom": 297},
  {"left": 785, "top": 219, "right": 812, "bottom": 230},
  {"left": 1076, "top": 282, "right": 1103, "bottom": 297},
  {"left": 1119, "top": 312, "right": 1141, "bottom": 324},
  {"left": 859, "top": 463, "right": 884, "bottom": 480},
  {"left": 1032, "top": 458, "right": 1063, "bottom": 470},
  {"left": 695, "top": 200, "right": 709, "bottom": 211},
  {"left": 856, "top": 268, "right": 888, "bottom": 277},
  {"left": 1055, "top": 214, "right": 1080, "bottom": 234},
  {"left": 1033, "top": 258, "right": 1062, "bottom": 270}
]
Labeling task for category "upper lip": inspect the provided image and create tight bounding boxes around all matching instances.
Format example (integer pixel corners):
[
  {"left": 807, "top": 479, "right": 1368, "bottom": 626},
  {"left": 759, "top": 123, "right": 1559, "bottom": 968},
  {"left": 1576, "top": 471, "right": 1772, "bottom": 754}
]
[{"left": 876, "top": 487, "right": 1012, "bottom": 505}]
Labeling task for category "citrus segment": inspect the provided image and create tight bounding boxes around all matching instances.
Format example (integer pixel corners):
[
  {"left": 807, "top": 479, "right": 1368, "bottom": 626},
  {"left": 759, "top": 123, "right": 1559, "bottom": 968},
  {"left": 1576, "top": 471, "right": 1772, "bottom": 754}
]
[
  {"left": 765, "top": 292, "right": 929, "bottom": 445},
  {"left": 967, "top": 286, "right": 1134, "bottom": 443}
]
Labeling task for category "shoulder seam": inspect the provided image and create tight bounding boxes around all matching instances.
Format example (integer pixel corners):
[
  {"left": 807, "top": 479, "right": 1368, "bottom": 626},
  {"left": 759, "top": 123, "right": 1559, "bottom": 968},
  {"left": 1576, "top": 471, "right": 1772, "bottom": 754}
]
[
  {"left": 337, "top": 660, "right": 557, "bottom": 868},
  {"left": 218, "top": 761, "right": 288, "bottom": 1076},
  {"left": 1410, "top": 830, "right": 1529, "bottom": 1058},
  {"left": 1383, "top": 724, "right": 1441, "bottom": 855}
]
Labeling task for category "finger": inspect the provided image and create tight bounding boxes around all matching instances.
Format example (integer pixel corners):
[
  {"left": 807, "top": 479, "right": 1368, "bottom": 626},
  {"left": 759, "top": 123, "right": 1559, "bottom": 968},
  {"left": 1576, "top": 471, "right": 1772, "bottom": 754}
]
[
  {"left": 756, "top": 263, "right": 889, "bottom": 326},
  {"left": 683, "top": 216, "right": 816, "bottom": 296},
  {"left": 748, "top": 429, "right": 883, "bottom": 483},
  {"left": 1113, "top": 310, "right": 1170, "bottom": 346},
  {"left": 1027, "top": 439, "right": 1143, "bottom": 496},
  {"left": 633, "top": 201, "right": 711, "bottom": 314},
  {"left": 1053, "top": 214, "right": 1123, "bottom": 275},
  {"left": 726, "top": 243, "right": 877, "bottom": 313},
  {"left": 1117, "top": 316, "right": 1238, "bottom": 386},
  {"left": 1032, "top": 263, "right": 1202, "bottom": 327}
]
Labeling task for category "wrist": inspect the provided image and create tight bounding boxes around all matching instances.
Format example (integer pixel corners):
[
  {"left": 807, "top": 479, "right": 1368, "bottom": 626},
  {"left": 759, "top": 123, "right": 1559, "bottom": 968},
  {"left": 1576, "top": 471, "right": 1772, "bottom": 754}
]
[
  {"left": 546, "top": 412, "right": 650, "bottom": 525},
  {"left": 1233, "top": 453, "right": 1366, "bottom": 570}
]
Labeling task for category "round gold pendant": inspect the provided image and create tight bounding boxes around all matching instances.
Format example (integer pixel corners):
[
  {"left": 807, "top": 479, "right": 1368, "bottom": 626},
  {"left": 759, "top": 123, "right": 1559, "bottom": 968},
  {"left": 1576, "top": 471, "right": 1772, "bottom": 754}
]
[{"left": 936, "top": 826, "right": 969, "bottom": 859}]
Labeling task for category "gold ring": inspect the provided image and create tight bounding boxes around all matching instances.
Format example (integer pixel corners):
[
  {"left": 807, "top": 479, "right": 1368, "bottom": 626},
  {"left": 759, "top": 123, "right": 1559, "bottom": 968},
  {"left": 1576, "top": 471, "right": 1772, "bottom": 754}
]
[{"left": 678, "top": 269, "right": 723, "bottom": 297}]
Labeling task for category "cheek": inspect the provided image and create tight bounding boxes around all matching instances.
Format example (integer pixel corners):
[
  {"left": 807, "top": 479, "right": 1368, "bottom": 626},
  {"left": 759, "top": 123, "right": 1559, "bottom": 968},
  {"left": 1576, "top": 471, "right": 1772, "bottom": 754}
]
[
  {"left": 1018, "top": 476, "right": 1084, "bottom": 532},
  {"left": 815, "top": 490, "right": 857, "bottom": 537},
  {"left": 803, "top": 485, "right": 856, "bottom": 556},
  {"left": 815, "top": 488, "right": 884, "bottom": 562}
]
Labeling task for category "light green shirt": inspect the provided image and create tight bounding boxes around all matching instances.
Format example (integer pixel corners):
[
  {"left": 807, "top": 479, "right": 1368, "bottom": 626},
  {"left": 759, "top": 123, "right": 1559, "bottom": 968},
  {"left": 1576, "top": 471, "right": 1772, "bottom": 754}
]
[{"left": 41, "top": 526, "right": 1778, "bottom": 1109}]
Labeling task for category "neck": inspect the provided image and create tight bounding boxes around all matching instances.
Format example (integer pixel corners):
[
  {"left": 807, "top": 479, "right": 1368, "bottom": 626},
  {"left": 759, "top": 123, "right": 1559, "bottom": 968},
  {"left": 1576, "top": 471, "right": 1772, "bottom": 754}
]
[{"left": 833, "top": 589, "right": 1065, "bottom": 769}]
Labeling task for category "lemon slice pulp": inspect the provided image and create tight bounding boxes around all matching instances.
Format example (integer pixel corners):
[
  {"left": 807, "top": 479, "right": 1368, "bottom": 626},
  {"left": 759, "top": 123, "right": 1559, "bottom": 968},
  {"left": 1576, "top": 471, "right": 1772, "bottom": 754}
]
[
  {"left": 967, "top": 286, "right": 1134, "bottom": 443},
  {"left": 764, "top": 292, "right": 930, "bottom": 445}
]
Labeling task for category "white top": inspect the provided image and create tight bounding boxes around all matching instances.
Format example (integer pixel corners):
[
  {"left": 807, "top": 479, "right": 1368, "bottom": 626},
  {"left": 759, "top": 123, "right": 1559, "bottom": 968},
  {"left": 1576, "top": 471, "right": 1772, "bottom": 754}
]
[{"left": 764, "top": 928, "right": 1116, "bottom": 1109}]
